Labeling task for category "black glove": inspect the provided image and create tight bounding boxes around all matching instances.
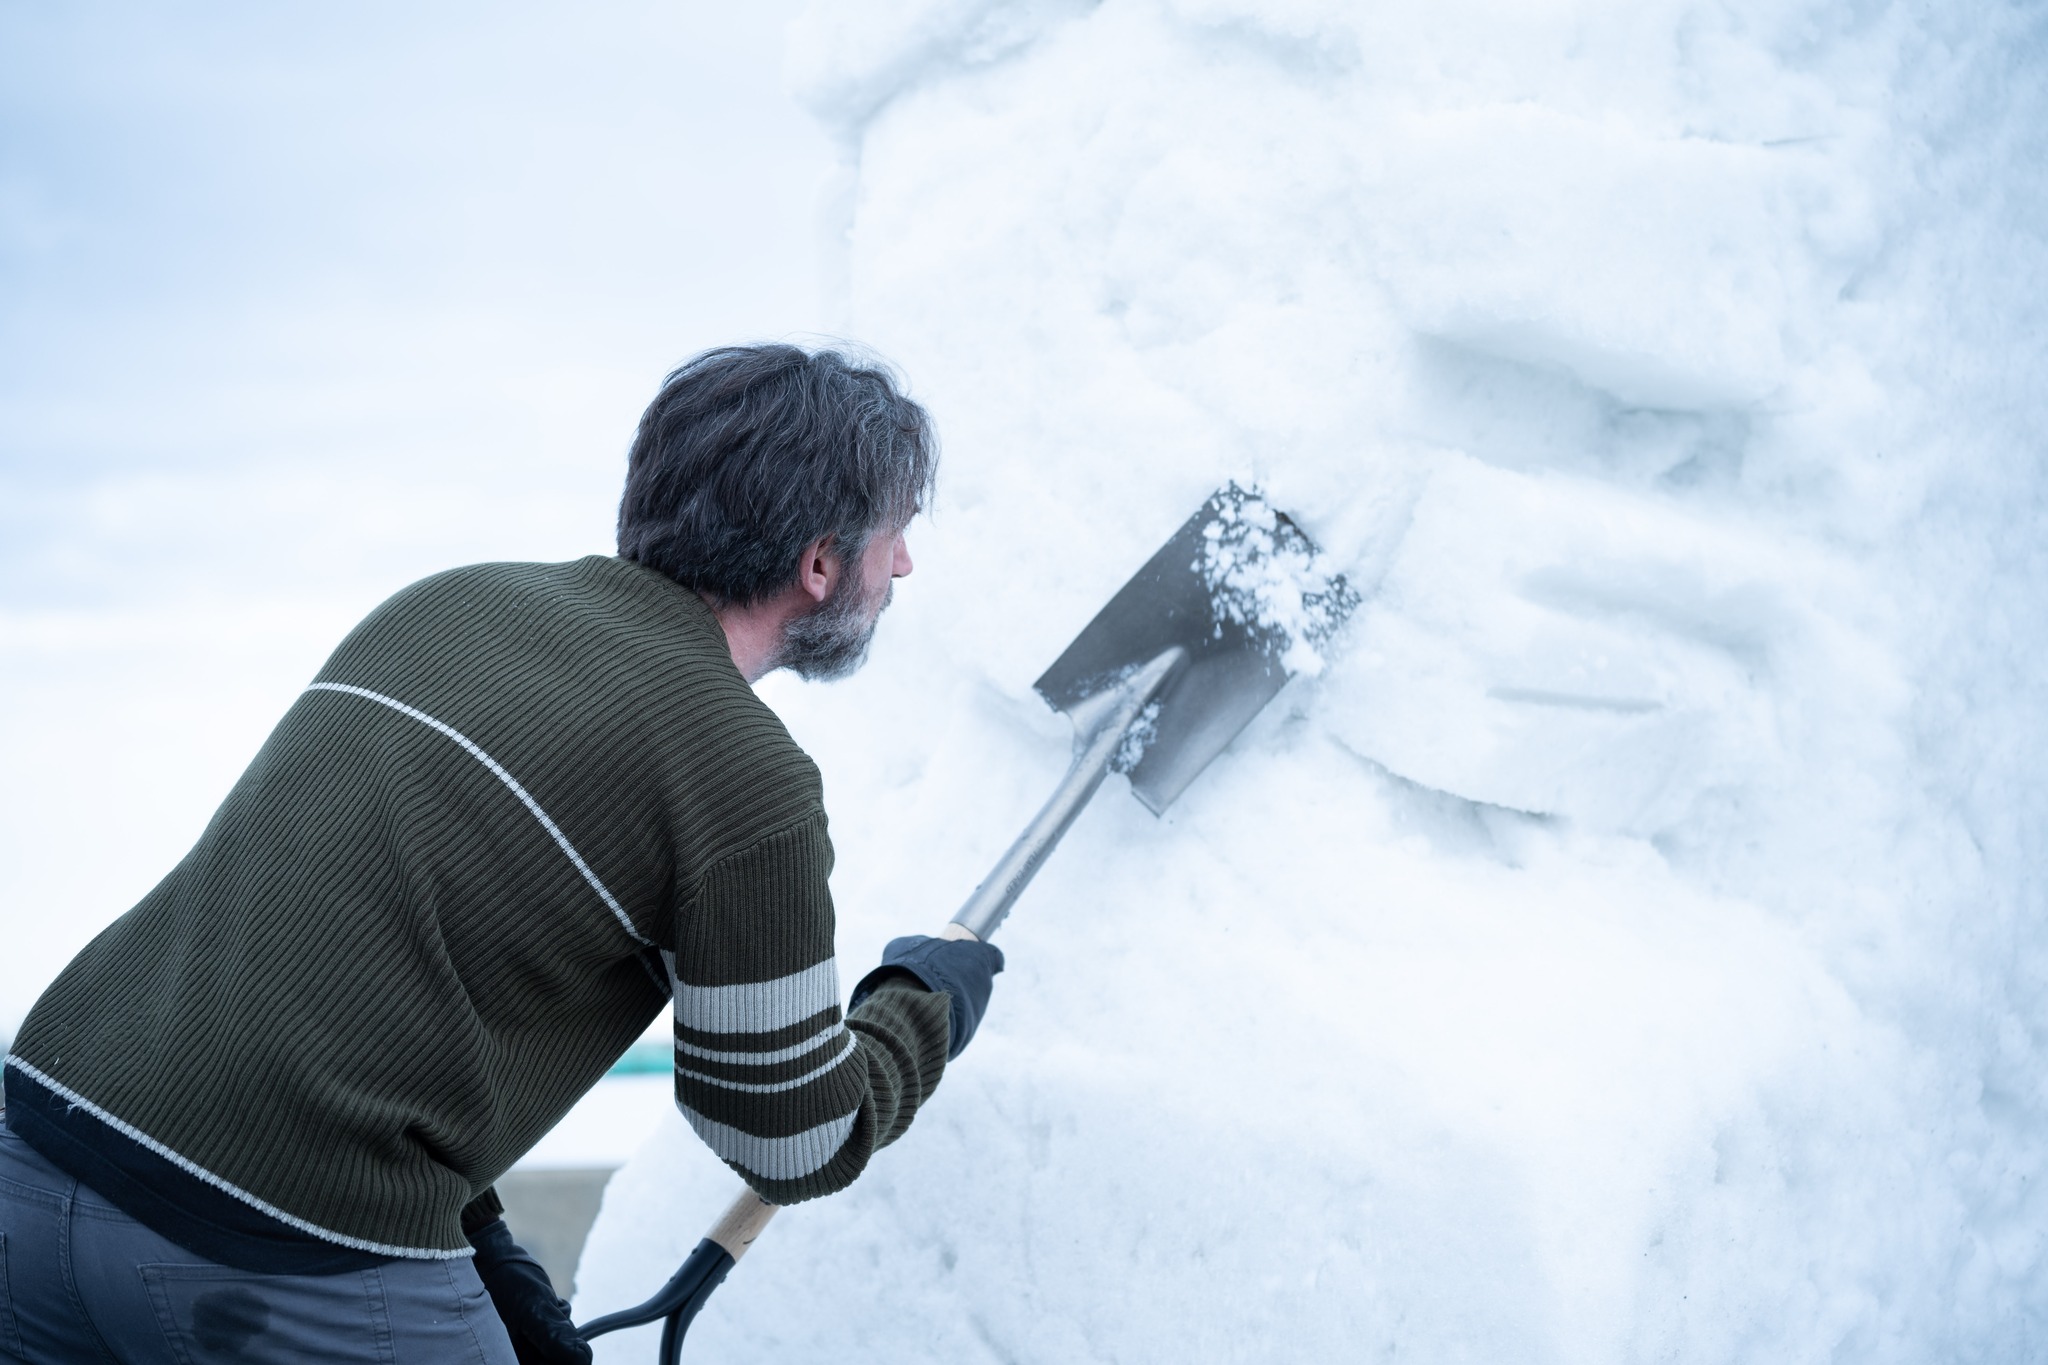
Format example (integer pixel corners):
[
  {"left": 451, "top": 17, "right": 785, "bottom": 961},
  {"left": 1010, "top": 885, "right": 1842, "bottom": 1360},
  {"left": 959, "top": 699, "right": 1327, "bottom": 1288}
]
[
  {"left": 849, "top": 934, "right": 1005, "bottom": 1060},
  {"left": 466, "top": 1216, "right": 592, "bottom": 1365}
]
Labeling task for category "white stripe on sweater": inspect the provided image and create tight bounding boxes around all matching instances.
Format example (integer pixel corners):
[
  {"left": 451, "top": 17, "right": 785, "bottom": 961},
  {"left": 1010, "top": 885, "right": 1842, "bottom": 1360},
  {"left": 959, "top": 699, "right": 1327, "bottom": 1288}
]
[
  {"left": 666, "top": 955, "right": 842, "bottom": 1036},
  {"left": 675, "top": 1028, "right": 844, "bottom": 1067},
  {"left": 675, "top": 1031, "right": 859, "bottom": 1094},
  {"left": 3, "top": 1056, "right": 470, "bottom": 1261},
  {"left": 305, "top": 681, "right": 648, "bottom": 947},
  {"left": 675, "top": 1101, "right": 858, "bottom": 1182}
]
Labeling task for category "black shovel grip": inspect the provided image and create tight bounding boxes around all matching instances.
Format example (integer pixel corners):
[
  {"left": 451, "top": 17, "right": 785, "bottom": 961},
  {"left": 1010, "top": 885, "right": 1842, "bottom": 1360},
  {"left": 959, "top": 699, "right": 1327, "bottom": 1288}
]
[{"left": 576, "top": 1237, "right": 733, "bottom": 1364}]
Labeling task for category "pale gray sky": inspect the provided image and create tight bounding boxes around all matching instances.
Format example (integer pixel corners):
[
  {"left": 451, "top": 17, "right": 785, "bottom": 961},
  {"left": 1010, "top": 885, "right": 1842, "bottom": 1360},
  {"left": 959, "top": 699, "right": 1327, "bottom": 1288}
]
[{"left": 0, "top": 0, "right": 835, "bottom": 1024}]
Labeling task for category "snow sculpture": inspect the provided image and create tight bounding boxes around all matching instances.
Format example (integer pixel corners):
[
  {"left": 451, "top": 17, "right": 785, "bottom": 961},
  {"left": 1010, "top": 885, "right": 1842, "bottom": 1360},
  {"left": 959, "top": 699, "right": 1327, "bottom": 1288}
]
[{"left": 577, "top": 2, "right": 2048, "bottom": 1359}]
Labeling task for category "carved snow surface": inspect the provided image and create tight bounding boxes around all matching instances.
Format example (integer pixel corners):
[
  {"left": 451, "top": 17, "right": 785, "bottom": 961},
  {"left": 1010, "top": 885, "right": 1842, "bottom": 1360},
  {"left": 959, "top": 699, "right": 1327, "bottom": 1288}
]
[{"left": 575, "top": 3, "right": 2048, "bottom": 1362}]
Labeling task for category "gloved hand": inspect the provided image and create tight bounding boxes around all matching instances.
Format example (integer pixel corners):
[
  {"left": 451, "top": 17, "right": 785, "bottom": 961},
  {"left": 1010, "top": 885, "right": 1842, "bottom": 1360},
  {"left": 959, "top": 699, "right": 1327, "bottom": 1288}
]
[
  {"left": 466, "top": 1216, "right": 592, "bottom": 1365},
  {"left": 849, "top": 934, "right": 1005, "bottom": 1059}
]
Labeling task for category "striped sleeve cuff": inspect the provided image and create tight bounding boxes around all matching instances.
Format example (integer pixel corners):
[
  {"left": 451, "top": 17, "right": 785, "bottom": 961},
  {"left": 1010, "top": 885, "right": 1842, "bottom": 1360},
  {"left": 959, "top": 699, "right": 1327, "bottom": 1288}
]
[
  {"left": 663, "top": 952, "right": 866, "bottom": 1187},
  {"left": 659, "top": 953, "right": 952, "bottom": 1202}
]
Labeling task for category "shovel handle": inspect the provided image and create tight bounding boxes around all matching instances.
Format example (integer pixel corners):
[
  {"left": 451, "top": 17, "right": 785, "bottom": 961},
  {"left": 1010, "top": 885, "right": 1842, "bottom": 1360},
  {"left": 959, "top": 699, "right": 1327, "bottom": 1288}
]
[
  {"left": 948, "top": 644, "right": 1186, "bottom": 941},
  {"left": 704, "top": 1187, "right": 779, "bottom": 1260}
]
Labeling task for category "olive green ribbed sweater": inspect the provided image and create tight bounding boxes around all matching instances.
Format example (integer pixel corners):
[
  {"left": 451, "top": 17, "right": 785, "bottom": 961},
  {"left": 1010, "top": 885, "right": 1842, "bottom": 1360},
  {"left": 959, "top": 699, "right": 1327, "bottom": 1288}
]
[{"left": 5, "top": 556, "right": 951, "bottom": 1259}]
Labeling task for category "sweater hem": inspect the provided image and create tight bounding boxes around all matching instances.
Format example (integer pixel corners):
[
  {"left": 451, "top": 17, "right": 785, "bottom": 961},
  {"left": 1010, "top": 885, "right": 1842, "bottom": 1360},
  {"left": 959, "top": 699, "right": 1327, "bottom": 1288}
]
[{"left": 3, "top": 1056, "right": 470, "bottom": 1273}]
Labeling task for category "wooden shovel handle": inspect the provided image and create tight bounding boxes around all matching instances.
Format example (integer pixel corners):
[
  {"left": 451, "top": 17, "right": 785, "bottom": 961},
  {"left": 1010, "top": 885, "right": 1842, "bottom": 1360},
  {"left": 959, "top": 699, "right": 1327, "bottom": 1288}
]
[
  {"left": 699, "top": 920, "right": 981, "bottom": 1254},
  {"left": 705, "top": 1187, "right": 779, "bottom": 1261}
]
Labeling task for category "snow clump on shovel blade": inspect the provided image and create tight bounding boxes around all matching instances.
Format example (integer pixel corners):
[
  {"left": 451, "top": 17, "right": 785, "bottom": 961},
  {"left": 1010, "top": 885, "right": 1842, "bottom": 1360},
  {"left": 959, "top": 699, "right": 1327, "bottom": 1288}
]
[
  {"left": 1198, "top": 484, "right": 1359, "bottom": 678},
  {"left": 1109, "top": 698, "right": 1163, "bottom": 774}
]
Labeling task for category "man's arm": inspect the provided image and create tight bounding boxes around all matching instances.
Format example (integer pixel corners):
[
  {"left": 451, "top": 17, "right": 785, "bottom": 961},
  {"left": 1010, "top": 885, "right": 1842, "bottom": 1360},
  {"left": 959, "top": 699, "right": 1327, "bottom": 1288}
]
[{"left": 667, "top": 816, "right": 963, "bottom": 1204}]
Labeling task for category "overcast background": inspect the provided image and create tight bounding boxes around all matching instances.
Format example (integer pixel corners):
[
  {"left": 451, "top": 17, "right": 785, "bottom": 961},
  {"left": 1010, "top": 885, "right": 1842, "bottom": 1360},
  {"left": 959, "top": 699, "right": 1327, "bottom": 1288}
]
[{"left": 0, "top": 1, "right": 838, "bottom": 1028}]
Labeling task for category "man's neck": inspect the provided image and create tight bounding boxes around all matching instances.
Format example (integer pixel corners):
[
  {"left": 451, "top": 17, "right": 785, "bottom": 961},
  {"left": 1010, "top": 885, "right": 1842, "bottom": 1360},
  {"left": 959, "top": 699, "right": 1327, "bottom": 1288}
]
[
  {"left": 702, "top": 588, "right": 808, "bottom": 683},
  {"left": 699, "top": 535, "right": 843, "bottom": 682}
]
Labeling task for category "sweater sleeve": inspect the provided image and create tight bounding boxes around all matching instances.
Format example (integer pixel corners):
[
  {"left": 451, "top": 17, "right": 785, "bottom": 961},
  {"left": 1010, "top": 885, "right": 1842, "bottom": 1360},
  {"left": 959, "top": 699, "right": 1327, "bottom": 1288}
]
[{"left": 666, "top": 815, "right": 952, "bottom": 1204}]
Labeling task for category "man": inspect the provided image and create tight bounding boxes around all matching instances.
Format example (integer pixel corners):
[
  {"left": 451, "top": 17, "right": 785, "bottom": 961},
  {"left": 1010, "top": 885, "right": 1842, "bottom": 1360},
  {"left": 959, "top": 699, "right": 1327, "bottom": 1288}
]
[{"left": 0, "top": 344, "right": 1004, "bottom": 1363}]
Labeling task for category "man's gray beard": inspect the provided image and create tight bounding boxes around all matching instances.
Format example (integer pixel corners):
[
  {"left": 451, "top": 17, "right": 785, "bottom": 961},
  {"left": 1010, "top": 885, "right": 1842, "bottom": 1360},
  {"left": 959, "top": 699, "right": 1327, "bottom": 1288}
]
[{"left": 776, "top": 575, "right": 893, "bottom": 682}]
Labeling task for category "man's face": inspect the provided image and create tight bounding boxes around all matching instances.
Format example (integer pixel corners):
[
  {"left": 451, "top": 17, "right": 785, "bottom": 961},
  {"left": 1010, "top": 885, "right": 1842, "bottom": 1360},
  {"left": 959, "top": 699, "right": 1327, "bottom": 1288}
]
[{"left": 776, "top": 526, "right": 913, "bottom": 681}]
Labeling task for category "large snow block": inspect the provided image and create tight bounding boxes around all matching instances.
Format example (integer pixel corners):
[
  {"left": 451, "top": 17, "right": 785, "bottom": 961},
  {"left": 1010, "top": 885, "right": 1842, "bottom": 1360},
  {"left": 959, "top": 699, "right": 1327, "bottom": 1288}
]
[{"left": 1370, "top": 105, "right": 1872, "bottom": 410}]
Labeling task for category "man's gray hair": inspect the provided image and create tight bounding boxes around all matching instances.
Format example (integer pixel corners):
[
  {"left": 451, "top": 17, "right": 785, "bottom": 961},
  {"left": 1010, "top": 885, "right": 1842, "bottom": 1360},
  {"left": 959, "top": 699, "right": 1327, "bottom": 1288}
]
[{"left": 617, "top": 343, "right": 937, "bottom": 606}]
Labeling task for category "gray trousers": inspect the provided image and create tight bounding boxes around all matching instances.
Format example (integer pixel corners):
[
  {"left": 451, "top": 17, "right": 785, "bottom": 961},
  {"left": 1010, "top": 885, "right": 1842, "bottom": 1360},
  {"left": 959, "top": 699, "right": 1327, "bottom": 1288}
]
[{"left": 0, "top": 1124, "right": 519, "bottom": 1364}]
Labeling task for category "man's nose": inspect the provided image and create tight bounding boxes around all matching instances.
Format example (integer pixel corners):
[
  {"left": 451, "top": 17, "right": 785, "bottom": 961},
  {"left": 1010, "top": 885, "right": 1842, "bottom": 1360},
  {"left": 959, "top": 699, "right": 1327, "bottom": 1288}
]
[{"left": 893, "top": 536, "right": 914, "bottom": 578}]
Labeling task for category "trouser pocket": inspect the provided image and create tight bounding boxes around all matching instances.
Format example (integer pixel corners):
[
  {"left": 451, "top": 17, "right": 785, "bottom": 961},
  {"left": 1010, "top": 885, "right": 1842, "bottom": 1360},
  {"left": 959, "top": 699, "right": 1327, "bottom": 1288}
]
[{"left": 142, "top": 1264, "right": 395, "bottom": 1365}]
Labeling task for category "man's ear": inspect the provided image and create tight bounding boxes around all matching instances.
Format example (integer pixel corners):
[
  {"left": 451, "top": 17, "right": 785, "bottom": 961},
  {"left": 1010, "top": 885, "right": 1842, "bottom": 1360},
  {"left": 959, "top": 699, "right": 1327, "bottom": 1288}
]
[{"left": 796, "top": 535, "right": 838, "bottom": 605}]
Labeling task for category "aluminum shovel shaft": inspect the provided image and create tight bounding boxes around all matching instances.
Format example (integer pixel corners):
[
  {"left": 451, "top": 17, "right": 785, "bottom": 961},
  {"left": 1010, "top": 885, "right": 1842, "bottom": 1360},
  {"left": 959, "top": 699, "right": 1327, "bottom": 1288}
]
[{"left": 950, "top": 644, "right": 1188, "bottom": 942}]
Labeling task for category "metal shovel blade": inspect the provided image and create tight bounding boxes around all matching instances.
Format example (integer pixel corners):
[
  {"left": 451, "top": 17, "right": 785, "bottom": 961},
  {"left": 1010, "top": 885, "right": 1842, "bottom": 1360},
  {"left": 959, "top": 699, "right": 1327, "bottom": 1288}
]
[{"left": 1034, "top": 484, "right": 1358, "bottom": 814}]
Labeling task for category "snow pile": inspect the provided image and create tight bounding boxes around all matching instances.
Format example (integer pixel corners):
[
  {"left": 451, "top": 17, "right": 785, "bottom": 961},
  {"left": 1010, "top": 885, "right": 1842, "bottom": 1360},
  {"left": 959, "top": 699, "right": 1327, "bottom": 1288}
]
[{"left": 575, "top": 1, "right": 2048, "bottom": 1360}]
